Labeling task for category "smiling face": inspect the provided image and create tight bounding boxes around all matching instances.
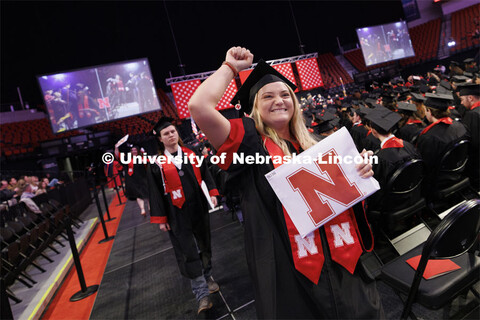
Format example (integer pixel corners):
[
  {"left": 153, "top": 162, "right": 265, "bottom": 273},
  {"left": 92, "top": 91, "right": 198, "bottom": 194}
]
[
  {"left": 159, "top": 125, "right": 179, "bottom": 149},
  {"left": 255, "top": 82, "right": 294, "bottom": 130}
]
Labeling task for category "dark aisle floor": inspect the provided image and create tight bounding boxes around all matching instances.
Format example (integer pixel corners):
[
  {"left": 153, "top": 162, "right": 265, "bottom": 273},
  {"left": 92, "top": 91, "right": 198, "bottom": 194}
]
[
  {"left": 90, "top": 201, "right": 255, "bottom": 320},
  {"left": 89, "top": 199, "right": 479, "bottom": 320}
]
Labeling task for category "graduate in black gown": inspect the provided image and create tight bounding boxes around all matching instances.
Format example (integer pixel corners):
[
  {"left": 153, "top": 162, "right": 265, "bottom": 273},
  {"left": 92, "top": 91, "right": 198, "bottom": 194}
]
[
  {"left": 189, "top": 47, "right": 384, "bottom": 319},
  {"left": 396, "top": 101, "right": 426, "bottom": 144},
  {"left": 458, "top": 83, "right": 480, "bottom": 189},
  {"left": 416, "top": 93, "right": 469, "bottom": 187},
  {"left": 349, "top": 107, "right": 369, "bottom": 152},
  {"left": 114, "top": 143, "right": 149, "bottom": 216},
  {"left": 364, "top": 106, "right": 421, "bottom": 214},
  {"left": 147, "top": 118, "right": 220, "bottom": 315}
]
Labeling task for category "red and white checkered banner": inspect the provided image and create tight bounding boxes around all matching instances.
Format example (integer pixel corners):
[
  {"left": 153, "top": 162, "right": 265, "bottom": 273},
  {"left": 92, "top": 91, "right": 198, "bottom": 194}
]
[
  {"left": 296, "top": 58, "right": 324, "bottom": 90},
  {"left": 216, "top": 79, "right": 238, "bottom": 110},
  {"left": 239, "top": 69, "right": 253, "bottom": 84},
  {"left": 171, "top": 79, "right": 201, "bottom": 119},
  {"left": 272, "top": 63, "right": 298, "bottom": 92}
]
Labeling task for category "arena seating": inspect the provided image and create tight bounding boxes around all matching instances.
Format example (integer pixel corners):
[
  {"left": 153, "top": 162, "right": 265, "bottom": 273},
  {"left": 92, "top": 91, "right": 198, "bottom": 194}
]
[
  {"left": 400, "top": 19, "right": 441, "bottom": 67},
  {"left": 1, "top": 119, "right": 80, "bottom": 157},
  {"left": 343, "top": 49, "right": 394, "bottom": 73},
  {"left": 1, "top": 88, "right": 180, "bottom": 157},
  {"left": 344, "top": 19, "right": 441, "bottom": 71},
  {"left": 317, "top": 53, "right": 354, "bottom": 88},
  {"left": 450, "top": 3, "right": 480, "bottom": 54}
]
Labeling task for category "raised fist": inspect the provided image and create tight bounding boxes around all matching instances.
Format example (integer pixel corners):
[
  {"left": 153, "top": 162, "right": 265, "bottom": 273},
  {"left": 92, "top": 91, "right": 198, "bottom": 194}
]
[{"left": 225, "top": 46, "right": 254, "bottom": 72}]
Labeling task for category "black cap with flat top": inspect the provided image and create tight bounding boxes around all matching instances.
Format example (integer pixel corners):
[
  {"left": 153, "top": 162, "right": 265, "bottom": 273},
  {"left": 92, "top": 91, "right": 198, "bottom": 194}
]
[
  {"left": 397, "top": 102, "right": 417, "bottom": 113},
  {"left": 410, "top": 92, "right": 426, "bottom": 102},
  {"left": 457, "top": 83, "right": 480, "bottom": 96},
  {"left": 230, "top": 59, "right": 297, "bottom": 115},
  {"left": 365, "top": 106, "right": 401, "bottom": 132},
  {"left": 152, "top": 117, "right": 174, "bottom": 136},
  {"left": 424, "top": 92, "right": 453, "bottom": 111}
]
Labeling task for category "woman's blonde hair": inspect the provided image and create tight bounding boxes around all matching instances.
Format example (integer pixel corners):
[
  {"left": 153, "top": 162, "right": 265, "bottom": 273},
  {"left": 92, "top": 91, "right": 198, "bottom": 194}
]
[{"left": 250, "top": 83, "right": 317, "bottom": 155}]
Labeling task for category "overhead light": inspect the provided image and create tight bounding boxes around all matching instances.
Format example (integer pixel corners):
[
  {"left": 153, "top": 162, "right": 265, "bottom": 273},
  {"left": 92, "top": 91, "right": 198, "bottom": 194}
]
[{"left": 447, "top": 38, "right": 456, "bottom": 47}]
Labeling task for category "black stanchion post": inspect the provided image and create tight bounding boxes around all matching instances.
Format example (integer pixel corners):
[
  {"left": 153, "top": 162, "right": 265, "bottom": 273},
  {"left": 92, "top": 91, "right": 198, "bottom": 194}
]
[
  {"left": 64, "top": 216, "right": 99, "bottom": 301},
  {"left": 93, "top": 189, "right": 115, "bottom": 244},
  {"left": 1, "top": 278, "right": 13, "bottom": 320},
  {"left": 100, "top": 184, "right": 116, "bottom": 222},
  {"left": 112, "top": 175, "right": 123, "bottom": 205}
]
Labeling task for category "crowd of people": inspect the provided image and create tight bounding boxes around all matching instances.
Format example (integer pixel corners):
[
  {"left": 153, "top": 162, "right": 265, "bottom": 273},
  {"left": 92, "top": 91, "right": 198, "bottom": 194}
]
[{"left": 0, "top": 174, "right": 63, "bottom": 211}]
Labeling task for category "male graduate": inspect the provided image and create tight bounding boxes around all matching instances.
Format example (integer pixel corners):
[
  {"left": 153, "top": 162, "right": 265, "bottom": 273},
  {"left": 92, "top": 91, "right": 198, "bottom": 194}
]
[
  {"left": 458, "top": 83, "right": 480, "bottom": 189},
  {"left": 365, "top": 106, "right": 420, "bottom": 215},
  {"left": 147, "top": 118, "right": 220, "bottom": 314},
  {"left": 416, "top": 93, "right": 469, "bottom": 186}
]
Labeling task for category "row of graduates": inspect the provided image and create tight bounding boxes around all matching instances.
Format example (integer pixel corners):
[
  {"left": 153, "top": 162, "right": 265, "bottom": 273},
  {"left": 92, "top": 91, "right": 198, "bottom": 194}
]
[{"left": 301, "top": 74, "right": 480, "bottom": 200}]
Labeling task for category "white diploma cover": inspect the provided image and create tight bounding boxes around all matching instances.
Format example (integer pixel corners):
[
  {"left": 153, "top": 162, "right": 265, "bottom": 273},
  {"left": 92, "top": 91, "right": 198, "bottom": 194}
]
[{"left": 265, "top": 127, "right": 380, "bottom": 238}]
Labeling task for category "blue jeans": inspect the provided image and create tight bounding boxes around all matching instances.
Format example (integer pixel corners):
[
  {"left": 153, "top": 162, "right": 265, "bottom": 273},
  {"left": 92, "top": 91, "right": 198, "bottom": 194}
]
[{"left": 191, "top": 275, "right": 209, "bottom": 301}]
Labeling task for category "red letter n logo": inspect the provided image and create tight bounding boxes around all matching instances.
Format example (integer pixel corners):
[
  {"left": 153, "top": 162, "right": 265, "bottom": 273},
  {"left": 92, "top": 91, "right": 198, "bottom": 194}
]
[{"left": 286, "top": 149, "right": 362, "bottom": 227}]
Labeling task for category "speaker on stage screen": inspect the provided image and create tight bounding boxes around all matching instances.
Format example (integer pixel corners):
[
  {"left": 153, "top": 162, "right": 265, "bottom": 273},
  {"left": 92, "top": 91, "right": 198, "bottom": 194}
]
[
  {"left": 37, "top": 58, "right": 162, "bottom": 133},
  {"left": 356, "top": 21, "right": 415, "bottom": 67}
]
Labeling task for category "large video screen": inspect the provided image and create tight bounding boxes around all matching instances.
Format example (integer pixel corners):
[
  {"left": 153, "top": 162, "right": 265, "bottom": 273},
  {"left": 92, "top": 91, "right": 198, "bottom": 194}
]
[
  {"left": 356, "top": 21, "right": 415, "bottom": 67},
  {"left": 37, "top": 58, "right": 161, "bottom": 133}
]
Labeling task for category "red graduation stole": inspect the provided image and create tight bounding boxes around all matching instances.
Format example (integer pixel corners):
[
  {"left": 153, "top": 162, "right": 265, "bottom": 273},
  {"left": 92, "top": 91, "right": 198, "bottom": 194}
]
[
  {"left": 472, "top": 101, "right": 480, "bottom": 110},
  {"left": 162, "top": 147, "right": 202, "bottom": 208},
  {"left": 382, "top": 136, "right": 404, "bottom": 149},
  {"left": 420, "top": 117, "right": 453, "bottom": 136},
  {"left": 263, "top": 137, "right": 363, "bottom": 284},
  {"left": 406, "top": 119, "right": 422, "bottom": 125}
]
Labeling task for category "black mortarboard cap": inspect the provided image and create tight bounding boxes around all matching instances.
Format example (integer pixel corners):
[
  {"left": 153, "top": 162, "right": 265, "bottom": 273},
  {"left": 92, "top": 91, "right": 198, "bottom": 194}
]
[
  {"left": 397, "top": 102, "right": 417, "bottom": 113},
  {"left": 458, "top": 83, "right": 480, "bottom": 96},
  {"left": 450, "top": 61, "right": 460, "bottom": 67},
  {"left": 424, "top": 92, "right": 453, "bottom": 111},
  {"left": 365, "top": 106, "right": 401, "bottom": 132},
  {"left": 464, "top": 58, "right": 475, "bottom": 64},
  {"left": 439, "top": 80, "right": 452, "bottom": 90},
  {"left": 231, "top": 60, "right": 296, "bottom": 115},
  {"left": 436, "top": 85, "right": 451, "bottom": 95},
  {"left": 355, "top": 106, "right": 372, "bottom": 117},
  {"left": 153, "top": 117, "right": 174, "bottom": 136},
  {"left": 410, "top": 92, "right": 426, "bottom": 102},
  {"left": 464, "top": 72, "right": 474, "bottom": 78},
  {"left": 419, "top": 84, "right": 430, "bottom": 94},
  {"left": 316, "top": 121, "right": 334, "bottom": 134},
  {"left": 315, "top": 111, "right": 336, "bottom": 122},
  {"left": 452, "top": 75, "right": 469, "bottom": 83}
]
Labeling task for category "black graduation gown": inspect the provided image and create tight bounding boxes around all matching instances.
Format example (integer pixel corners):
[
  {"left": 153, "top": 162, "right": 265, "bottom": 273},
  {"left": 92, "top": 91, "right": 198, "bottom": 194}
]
[
  {"left": 416, "top": 120, "right": 469, "bottom": 185},
  {"left": 367, "top": 139, "right": 421, "bottom": 212},
  {"left": 218, "top": 118, "right": 383, "bottom": 319},
  {"left": 350, "top": 123, "right": 368, "bottom": 152},
  {"left": 396, "top": 121, "right": 425, "bottom": 144},
  {"left": 363, "top": 131, "right": 381, "bottom": 152},
  {"left": 147, "top": 150, "right": 218, "bottom": 279},
  {"left": 461, "top": 106, "right": 480, "bottom": 187},
  {"left": 123, "top": 163, "right": 148, "bottom": 200}
]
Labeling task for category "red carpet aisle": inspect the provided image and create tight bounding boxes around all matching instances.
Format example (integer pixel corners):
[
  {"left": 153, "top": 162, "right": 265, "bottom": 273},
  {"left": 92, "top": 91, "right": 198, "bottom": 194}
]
[{"left": 42, "top": 192, "right": 126, "bottom": 319}]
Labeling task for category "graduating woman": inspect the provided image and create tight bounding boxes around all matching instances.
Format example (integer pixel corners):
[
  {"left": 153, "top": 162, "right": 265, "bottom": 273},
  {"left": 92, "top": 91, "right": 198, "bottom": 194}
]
[
  {"left": 189, "top": 47, "right": 384, "bottom": 319},
  {"left": 147, "top": 118, "right": 220, "bottom": 315}
]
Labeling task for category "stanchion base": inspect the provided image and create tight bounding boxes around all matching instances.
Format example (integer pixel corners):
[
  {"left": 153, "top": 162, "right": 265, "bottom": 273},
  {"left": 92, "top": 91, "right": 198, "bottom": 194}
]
[
  {"left": 70, "top": 285, "right": 99, "bottom": 302},
  {"left": 105, "top": 217, "right": 117, "bottom": 222},
  {"left": 98, "top": 236, "right": 115, "bottom": 244}
]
